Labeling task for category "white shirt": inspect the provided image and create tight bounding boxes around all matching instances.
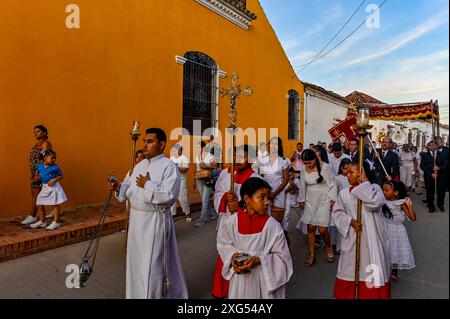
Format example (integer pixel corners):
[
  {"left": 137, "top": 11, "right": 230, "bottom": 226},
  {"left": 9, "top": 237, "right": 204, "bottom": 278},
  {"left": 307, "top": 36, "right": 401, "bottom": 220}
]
[
  {"left": 194, "top": 152, "right": 215, "bottom": 172},
  {"left": 170, "top": 155, "right": 189, "bottom": 180},
  {"left": 328, "top": 153, "right": 351, "bottom": 176}
]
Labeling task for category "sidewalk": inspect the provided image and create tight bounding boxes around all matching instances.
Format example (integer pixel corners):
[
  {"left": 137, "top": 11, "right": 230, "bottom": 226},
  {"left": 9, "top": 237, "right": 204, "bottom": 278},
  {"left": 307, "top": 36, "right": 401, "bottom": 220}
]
[{"left": 0, "top": 192, "right": 202, "bottom": 263}]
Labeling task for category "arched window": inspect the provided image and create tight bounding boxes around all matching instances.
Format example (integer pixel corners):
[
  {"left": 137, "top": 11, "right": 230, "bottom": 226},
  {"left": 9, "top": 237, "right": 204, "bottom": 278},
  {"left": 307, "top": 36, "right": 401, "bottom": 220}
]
[
  {"left": 288, "top": 89, "right": 300, "bottom": 140},
  {"left": 182, "top": 51, "right": 218, "bottom": 135}
]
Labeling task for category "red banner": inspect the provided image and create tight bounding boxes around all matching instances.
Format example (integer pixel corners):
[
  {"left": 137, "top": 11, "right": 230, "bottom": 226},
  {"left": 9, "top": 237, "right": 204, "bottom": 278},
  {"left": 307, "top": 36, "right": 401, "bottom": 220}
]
[
  {"left": 369, "top": 102, "right": 437, "bottom": 120},
  {"left": 328, "top": 116, "right": 357, "bottom": 141}
]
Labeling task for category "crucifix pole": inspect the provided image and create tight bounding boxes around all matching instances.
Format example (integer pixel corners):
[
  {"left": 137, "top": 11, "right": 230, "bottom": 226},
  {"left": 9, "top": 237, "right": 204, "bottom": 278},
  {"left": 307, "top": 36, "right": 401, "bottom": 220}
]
[{"left": 220, "top": 73, "right": 253, "bottom": 193}]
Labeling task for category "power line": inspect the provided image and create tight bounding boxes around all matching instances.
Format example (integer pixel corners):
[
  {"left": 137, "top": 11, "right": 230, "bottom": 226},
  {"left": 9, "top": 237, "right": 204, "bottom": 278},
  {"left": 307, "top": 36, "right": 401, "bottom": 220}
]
[
  {"left": 296, "top": 0, "right": 389, "bottom": 74},
  {"left": 293, "top": 0, "right": 368, "bottom": 69}
]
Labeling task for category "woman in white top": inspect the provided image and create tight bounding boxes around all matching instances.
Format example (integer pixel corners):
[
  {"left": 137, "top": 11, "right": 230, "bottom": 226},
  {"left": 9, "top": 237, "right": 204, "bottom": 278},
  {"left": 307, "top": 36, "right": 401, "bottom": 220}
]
[
  {"left": 298, "top": 149, "right": 337, "bottom": 266},
  {"left": 255, "top": 137, "right": 290, "bottom": 223},
  {"left": 194, "top": 141, "right": 217, "bottom": 227},
  {"left": 399, "top": 144, "right": 418, "bottom": 191},
  {"left": 170, "top": 144, "right": 192, "bottom": 222}
]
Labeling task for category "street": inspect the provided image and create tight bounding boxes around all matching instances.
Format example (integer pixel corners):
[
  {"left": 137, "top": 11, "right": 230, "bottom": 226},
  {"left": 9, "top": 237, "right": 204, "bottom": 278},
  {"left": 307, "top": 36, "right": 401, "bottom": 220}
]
[{"left": 0, "top": 194, "right": 447, "bottom": 299}]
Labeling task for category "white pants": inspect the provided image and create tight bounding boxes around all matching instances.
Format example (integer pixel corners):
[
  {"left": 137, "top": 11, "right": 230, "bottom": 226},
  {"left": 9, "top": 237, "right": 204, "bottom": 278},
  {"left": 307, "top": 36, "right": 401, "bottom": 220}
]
[
  {"left": 400, "top": 164, "right": 414, "bottom": 188},
  {"left": 170, "top": 178, "right": 190, "bottom": 216},
  {"left": 283, "top": 206, "right": 301, "bottom": 231}
]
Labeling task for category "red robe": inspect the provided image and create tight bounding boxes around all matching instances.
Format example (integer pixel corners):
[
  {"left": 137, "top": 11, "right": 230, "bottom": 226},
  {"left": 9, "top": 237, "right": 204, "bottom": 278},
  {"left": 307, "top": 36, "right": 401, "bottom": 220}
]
[{"left": 211, "top": 166, "right": 256, "bottom": 298}]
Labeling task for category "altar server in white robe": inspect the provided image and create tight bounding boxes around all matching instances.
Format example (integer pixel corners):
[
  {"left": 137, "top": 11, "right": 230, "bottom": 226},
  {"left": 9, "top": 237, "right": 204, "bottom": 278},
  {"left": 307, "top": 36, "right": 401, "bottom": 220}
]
[
  {"left": 112, "top": 128, "right": 188, "bottom": 299},
  {"left": 217, "top": 177, "right": 293, "bottom": 299},
  {"left": 211, "top": 144, "right": 262, "bottom": 298},
  {"left": 331, "top": 162, "right": 391, "bottom": 299}
]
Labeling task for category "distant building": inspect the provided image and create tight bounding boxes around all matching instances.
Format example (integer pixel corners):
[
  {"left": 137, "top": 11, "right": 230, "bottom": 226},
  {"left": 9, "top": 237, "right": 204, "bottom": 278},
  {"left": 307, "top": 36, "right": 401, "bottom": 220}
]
[{"left": 303, "top": 82, "right": 350, "bottom": 144}]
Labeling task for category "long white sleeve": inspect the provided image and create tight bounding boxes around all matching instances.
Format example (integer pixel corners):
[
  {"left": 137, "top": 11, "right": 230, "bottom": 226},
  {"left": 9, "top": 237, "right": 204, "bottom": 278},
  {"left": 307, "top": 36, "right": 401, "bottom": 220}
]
[
  {"left": 331, "top": 191, "right": 352, "bottom": 239},
  {"left": 259, "top": 224, "right": 293, "bottom": 293}
]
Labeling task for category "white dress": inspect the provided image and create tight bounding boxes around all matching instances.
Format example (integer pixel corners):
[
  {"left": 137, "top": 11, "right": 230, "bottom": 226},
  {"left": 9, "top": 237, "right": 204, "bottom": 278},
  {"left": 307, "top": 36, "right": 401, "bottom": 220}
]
[
  {"left": 36, "top": 182, "right": 67, "bottom": 205},
  {"left": 256, "top": 156, "right": 291, "bottom": 209},
  {"left": 382, "top": 199, "right": 415, "bottom": 270},
  {"left": 298, "top": 163, "right": 337, "bottom": 227},
  {"left": 399, "top": 151, "right": 415, "bottom": 188}
]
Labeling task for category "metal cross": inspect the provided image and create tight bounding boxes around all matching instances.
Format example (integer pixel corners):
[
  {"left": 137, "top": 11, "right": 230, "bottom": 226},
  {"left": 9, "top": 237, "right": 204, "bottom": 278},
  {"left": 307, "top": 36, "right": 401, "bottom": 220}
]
[{"left": 220, "top": 72, "right": 253, "bottom": 129}]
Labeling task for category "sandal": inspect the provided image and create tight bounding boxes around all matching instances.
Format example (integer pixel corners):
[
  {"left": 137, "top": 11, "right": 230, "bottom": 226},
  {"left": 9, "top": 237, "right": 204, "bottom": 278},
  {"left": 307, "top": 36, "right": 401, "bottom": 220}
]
[
  {"left": 305, "top": 255, "right": 315, "bottom": 267},
  {"left": 327, "top": 248, "right": 335, "bottom": 263},
  {"left": 390, "top": 272, "right": 398, "bottom": 283}
]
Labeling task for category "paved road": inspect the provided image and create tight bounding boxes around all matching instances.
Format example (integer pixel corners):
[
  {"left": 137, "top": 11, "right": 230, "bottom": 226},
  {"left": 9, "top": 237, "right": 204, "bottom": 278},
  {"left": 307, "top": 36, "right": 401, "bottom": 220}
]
[{"left": 0, "top": 194, "right": 447, "bottom": 299}]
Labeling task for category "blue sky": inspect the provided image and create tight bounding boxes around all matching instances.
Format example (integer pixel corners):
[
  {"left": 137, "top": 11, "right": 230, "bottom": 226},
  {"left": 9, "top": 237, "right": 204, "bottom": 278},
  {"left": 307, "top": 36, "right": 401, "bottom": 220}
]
[{"left": 259, "top": 0, "right": 449, "bottom": 123}]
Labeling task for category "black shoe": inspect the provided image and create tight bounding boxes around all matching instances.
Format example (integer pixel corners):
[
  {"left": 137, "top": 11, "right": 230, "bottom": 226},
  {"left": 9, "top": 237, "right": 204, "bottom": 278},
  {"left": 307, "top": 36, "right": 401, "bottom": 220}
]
[
  {"left": 422, "top": 199, "right": 428, "bottom": 204},
  {"left": 429, "top": 207, "right": 436, "bottom": 213},
  {"left": 438, "top": 205, "right": 445, "bottom": 212}
]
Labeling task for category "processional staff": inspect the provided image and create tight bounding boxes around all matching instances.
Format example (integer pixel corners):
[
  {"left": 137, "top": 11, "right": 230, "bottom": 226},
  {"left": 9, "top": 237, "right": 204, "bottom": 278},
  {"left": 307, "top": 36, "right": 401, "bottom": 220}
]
[
  {"left": 124, "top": 121, "right": 141, "bottom": 249},
  {"left": 219, "top": 72, "right": 253, "bottom": 192}
]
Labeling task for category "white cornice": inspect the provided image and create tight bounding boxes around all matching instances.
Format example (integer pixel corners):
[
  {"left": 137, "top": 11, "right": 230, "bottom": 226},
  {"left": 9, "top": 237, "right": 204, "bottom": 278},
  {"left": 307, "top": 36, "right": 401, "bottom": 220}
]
[
  {"left": 194, "top": 0, "right": 252, "bottom": 30},
  {"left": 218, "top": 70, "right": 227, "bottom": 78},
  {"left": 175, "top": 56, "right": 187, "bottom": 65}
]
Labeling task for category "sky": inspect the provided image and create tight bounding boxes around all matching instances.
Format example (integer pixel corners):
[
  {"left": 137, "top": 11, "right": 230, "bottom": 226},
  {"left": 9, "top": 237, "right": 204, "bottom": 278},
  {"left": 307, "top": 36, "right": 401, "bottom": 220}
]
[{"left": 259, "top": 0, "right": 449, "bottom": 124}]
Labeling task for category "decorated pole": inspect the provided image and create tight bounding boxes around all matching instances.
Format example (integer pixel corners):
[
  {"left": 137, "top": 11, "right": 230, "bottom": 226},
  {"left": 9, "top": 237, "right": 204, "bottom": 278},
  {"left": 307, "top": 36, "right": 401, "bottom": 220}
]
[
  {"left": 124, "top": 121, "right": 141, "bottom": 249},
  {"left": 352, "top": 104, "right": 373, "bottom": 299},
  {"left": 219, "top": 72, "right": 253, "bottom": 192}
]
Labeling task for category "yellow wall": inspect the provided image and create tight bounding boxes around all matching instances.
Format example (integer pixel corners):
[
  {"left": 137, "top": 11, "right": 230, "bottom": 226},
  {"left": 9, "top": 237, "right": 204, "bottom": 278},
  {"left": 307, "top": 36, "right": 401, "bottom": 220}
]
[{"left": 0, "top": 0, "right": 304, "bottom": 218}]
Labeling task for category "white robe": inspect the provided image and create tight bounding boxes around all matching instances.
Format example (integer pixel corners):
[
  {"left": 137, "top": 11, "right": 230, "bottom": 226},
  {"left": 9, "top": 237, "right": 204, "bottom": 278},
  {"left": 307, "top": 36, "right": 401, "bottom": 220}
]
[
  {"left": 331, "top": 182, "right": 390, "bottom": 287},
  {"left": 117, "top": 154, "right": 188, "bottom": 299},
  {"left": 217, "top": 213, "right": 293, "bottom": 299},
  {"left": 213, "top": 168, "right": 262, "bottom": 230}
]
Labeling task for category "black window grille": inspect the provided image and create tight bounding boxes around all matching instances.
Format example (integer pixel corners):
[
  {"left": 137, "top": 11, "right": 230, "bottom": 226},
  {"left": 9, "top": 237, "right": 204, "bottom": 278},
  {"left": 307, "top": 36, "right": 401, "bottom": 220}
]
[
  {"left": 288, "top": 89, "right": 300, "bottom": 140},
  {"left": 182, "top": 52, "right": 218, "bottom": 135}
]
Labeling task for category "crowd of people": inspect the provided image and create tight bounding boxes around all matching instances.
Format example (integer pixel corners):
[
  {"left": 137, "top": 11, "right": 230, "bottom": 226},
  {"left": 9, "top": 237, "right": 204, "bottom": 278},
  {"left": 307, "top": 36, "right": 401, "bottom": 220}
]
[{"left": 19, "top": 125, "right": 449, "bottom": 299}]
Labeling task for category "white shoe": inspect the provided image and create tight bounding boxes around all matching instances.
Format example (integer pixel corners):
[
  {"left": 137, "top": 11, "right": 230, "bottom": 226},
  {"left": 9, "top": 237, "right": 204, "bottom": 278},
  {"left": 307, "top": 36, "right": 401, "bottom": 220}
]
[
  {"left": 46, "top": 221, "right": 60, "bottom": 231},
  {"left": 45, "top": 212, "right": 54, "bottom": 219},
  {"left": 30, "top": 220, "right": 47, "bottom": 229},
  {"left": 21, "top": 215, "right": 38, "bottom": 225}
]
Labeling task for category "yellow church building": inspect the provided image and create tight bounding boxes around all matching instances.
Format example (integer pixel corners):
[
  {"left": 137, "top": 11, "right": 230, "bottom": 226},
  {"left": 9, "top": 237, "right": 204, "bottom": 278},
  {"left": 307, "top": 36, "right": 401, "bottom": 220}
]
[{"left": 0, "top": 0, "right": 305, "bottom": 218}]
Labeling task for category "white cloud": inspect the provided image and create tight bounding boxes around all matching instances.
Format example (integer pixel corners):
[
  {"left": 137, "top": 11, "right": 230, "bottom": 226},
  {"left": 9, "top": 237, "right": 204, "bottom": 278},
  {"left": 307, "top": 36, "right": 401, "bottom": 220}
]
[
  {"left": 399, "top": 49, "right": 449, "bottom": 71},
  {"left": 341, "top": 11, "right": 449, "bottom": 67},
  {"left": 290, "top": 51, "right": 317, "bottom": 66}
]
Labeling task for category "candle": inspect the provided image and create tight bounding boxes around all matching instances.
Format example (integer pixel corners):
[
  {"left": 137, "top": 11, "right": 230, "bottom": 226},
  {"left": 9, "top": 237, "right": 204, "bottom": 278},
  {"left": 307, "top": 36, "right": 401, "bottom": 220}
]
[
  {"left": 356, "top": 106, "right": 370, "bottom": 128},
  {"left": 132, "top": 121, "right": 140, "bottom": 135}
]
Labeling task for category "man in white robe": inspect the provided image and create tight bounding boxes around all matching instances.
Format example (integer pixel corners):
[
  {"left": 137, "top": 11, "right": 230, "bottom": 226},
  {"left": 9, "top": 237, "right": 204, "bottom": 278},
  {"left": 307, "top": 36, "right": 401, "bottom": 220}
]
[
  {"left": 113, "top": 128, "right": 188, "bottom": 299},
  {"left": 332, "top": 172, "right": 391, "bottom": 298}
]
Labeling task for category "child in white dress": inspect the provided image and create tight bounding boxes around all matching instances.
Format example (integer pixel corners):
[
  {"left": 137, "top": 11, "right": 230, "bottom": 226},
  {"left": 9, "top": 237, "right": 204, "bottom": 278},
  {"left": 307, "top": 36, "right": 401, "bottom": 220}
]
[
  {"left": 30, "top": 150, "right": 67, "bottom": 230},
  {"left": 381, "top": 180, "right": 417, "bottom": 282}
]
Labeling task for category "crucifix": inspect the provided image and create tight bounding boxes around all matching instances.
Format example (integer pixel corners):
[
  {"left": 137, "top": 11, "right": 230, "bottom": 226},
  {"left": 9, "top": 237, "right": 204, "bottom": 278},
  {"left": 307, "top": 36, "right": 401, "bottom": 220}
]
[{"left": 219, "top": 72, "right": 253, "bottom": 192}]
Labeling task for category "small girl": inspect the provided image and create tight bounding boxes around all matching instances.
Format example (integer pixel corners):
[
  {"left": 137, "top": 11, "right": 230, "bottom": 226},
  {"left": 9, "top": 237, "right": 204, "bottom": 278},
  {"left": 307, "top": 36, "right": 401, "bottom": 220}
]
[
  {"left": 30, "top": 150, "right": 67, "bottom": 230},
  {"left": 217, "top": 177, "right": 293, "bottom": 299},
  {"left": 381, "top": 180, "right": 416, "bottom": 282}
]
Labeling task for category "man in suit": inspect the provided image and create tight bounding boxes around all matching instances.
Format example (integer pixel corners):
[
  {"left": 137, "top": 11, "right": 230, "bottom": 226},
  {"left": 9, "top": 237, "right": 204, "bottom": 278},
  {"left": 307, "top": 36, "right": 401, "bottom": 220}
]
[
  {"left": 346, "top": 138, "right": 371, "bottom": 164},
  {"left": 374, "top": 136, "right": 400, "bottom": 186},
  {"left": 423, "top": 137, "right": 449, "bottom": 213},
  {"left": 421, "top": 141, "right": 438, "bottom": 212}
]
